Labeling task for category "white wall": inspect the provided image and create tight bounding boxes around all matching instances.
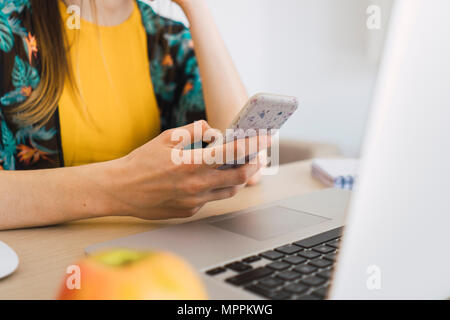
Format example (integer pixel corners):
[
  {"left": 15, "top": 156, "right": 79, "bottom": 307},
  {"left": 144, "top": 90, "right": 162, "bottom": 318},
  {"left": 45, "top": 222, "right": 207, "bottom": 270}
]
[{"left": 152, "top": 0, "right": 392, "bottom": 156}]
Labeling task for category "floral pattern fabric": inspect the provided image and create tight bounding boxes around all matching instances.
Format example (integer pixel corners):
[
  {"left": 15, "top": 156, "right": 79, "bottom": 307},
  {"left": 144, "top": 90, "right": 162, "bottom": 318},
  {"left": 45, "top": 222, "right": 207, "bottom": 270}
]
[{"left": 0, "top": 0, "right": 206, "bottom": 170}]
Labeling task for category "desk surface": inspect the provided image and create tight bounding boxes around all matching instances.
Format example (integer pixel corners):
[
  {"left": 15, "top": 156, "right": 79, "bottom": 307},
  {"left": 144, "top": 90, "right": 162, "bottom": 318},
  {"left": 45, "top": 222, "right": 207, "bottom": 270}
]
[{"left": 0, "top": 160, "right": 325, "bottom": 300}]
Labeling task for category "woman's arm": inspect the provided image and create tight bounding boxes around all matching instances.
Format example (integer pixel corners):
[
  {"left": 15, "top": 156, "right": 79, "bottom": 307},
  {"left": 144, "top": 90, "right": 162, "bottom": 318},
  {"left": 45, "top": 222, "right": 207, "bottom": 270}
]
[
  {"left": 0, "top": 122, "right": 267, "bottom": 230},
  {"left": 0, "top": 162, "right": 115, "bottom": 230},
  {"left": 178, "top": 0, "right": 248, "bottom": 132}
]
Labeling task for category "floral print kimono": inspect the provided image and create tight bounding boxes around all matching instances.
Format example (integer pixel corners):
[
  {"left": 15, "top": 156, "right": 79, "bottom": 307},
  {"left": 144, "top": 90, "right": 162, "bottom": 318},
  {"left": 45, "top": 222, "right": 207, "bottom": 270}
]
[{"left": 0, "top": 0, "right": 206, "bottom": 170}]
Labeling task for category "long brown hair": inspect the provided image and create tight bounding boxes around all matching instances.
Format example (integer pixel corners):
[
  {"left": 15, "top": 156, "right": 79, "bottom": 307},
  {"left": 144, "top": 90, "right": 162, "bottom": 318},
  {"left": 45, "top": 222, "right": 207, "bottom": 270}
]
[{"left": 6, "top": 0, "right": 71, "bottom": 128}]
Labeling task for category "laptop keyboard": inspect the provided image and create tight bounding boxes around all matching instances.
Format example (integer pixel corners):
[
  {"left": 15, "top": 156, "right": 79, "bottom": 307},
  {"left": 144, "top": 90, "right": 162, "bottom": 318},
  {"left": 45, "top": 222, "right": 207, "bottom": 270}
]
[{"left": 205, "top": 227, "right": 343, "bottom": 300}]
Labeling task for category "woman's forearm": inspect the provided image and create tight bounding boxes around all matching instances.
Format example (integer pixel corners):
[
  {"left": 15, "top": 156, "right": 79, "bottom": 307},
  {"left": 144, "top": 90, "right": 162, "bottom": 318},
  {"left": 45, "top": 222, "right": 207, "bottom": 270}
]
[
  {"left": 181, "top": 0, "right": 248, "bottom": 132},
  {"left": 0, "top": 161, "right": 118, "bottom": 230},
  {"left": 0, "top": 122, "right": 268, "bottom": 230}
]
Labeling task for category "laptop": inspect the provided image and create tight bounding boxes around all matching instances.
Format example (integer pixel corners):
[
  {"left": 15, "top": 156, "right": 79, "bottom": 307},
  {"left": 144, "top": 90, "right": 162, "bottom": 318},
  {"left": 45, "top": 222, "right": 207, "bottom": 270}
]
[{"left": 86, "top": 0, "right": 450, "bottom": 299}]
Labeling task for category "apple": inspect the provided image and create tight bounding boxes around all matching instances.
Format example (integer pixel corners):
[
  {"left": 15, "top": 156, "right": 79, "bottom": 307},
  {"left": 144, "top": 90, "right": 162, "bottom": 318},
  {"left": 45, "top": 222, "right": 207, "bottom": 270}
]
[{"left": 57, "top": 249, "right": 208, "bottom": 300}]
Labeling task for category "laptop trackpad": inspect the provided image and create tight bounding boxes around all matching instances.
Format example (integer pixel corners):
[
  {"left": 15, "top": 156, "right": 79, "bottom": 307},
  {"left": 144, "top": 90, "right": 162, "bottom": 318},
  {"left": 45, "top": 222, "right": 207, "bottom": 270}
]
[{"left": 210, "top": 206, "right": 328, "bottom": 241}]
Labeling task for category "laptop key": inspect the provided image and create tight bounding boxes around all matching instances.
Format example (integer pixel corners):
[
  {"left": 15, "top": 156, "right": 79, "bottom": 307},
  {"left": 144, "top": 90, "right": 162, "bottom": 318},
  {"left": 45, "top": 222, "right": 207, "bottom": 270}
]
[
  {"left": 226, "top": 267, "right": 274, "bottom": 286},
  {"left": 301, "top": 276, "right": 326, "bottom": 287},
  {"left": 258, "top": 277, "right": 284, "bottom": 289},
  {"left": 326, "top": 239, "right": 340, "bottom": 249},
  {"left": 276, "top": 270, "right": 302, "bottom": 281},
  {"left": 309, "top": 258, "right": 333, "bottom": 269},
  {"left": 293, "top": 227, "right": 343, "bottom": 249},
  {"left": 311, "top": 287, "right": 329, "bottom": 299},
  {"left": 298, "top": 250, "right": 321, "bottom": 260},
  {"left": 245, "top": 285, "right": 291, "bottom": 300},
  {"left": 226, "top": 262, "right": 252, "bottom": 273},
  {"left": 316, "top": 270, "right": 332, "bottom": 279},
  {"left": 275, "top": 244, "right": 302, "bottom": 255},
  {"left": 283, "top": 256, "right": 306, "bottom": 265},
  {"left": 206, "top": 267, "right": 226, "bottom": 276},
  {"left": 245, "top": 284, "right": 275, "bottom": 298},
  {"left": 242, "top": 256, "right": 261, "bottom": 264},
  {"left": 260, "top": 250, "right": 285, "bottom": 260},
  {"left": 323, "top": 253, "right": 336, "bottom": 262},
  {"left": 294, "top": 294, "right": 321, "bottom": 300},
  {"left": 269, "top": 291, "right": 292, "bottom": 300},
  {"left": 312, "top": 245, "right": 335, "bottom": 254},
  {"left": 267, "top": 261, "right": 290, "bottom": 271},
  {"left": 284, "top": 283, "right": 308, "bottom": 294},
  {"left": 293, "top": 264, "right": 317, "bottom": 275}
]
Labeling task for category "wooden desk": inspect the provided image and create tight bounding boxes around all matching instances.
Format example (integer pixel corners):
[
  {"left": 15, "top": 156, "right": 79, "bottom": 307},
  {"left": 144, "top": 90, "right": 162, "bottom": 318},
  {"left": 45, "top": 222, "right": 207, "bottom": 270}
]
[{"left": 0, "top": 160, "right": 325, "bottom": 300}]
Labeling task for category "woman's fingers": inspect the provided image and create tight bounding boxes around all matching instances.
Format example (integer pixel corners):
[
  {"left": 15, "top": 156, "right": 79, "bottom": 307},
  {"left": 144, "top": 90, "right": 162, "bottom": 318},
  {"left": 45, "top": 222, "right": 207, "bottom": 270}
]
[
  {"left": 208, "top": 160, "right": 264, "bottom": 189},
  {"left": 206, "top": 185, "right": 244, "bottom": 201},
  {"left": 170, "top": 134, "right": 270, "bottom": 176},
  {"left": 162, "top": 123, "right": 270, "bottom": 198},
  {"left": 163, "top": 120, "right": 212, "bottom": 148},
  {"left": 246, "top": 168, "right": 262, "bottom": 186},
  {"left": 201, "top": 134, "right": 271, "bottom": 169},
  {"left": 165, "top": 120, "right": 271, "bottom": 168},
  {"left": 172, "top": 160, "right": 262, "bottom": 201},
  {"left": 246, "top": 151, "right": 268, "bottom": 186}
]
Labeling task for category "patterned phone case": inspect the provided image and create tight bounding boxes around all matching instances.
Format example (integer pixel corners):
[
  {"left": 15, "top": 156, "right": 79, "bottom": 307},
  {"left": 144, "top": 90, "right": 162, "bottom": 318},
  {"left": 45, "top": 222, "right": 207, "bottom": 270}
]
[
  {"left": 225, "top": 93, "right": 299, "bottom": 141},
  {"left": 216, "top": 93, "right": 299, "bottom": 169}
]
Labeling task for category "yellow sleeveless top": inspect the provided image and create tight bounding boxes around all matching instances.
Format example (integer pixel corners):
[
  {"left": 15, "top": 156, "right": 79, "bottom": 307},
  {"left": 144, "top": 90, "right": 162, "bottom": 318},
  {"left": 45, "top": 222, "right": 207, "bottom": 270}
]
[{"left": 58, "top": 1, "right": 161, "bottom": 167}]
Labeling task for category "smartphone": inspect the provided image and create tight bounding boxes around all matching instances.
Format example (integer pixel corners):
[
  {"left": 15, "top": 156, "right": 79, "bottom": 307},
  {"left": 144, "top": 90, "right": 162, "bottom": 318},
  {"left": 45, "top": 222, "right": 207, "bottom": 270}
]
[{"left": 211, "top": 93, "right": 299, "bottom": 168}]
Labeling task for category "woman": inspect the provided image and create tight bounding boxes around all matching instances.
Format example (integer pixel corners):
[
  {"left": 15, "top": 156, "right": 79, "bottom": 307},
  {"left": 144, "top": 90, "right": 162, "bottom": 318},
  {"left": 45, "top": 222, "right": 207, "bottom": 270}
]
[{"left": 0, "top": 0, "right": 265, "bottom": 230}]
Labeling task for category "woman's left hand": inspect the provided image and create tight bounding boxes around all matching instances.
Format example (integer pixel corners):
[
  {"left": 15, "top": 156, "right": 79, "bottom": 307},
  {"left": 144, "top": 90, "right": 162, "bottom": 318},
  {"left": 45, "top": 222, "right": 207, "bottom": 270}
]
[
  {"left": 246, "top": 152, "right": 268, "bottom": 186},
  {"left": 247, "top": 170, "right": 262, "bottom": 186}
]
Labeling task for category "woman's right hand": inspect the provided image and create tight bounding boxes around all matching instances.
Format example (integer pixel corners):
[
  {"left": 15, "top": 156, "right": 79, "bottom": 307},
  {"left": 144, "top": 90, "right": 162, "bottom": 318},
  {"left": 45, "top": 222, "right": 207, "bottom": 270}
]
[{"left": 105, "top": 121, "right": 269, "bottom": 220}]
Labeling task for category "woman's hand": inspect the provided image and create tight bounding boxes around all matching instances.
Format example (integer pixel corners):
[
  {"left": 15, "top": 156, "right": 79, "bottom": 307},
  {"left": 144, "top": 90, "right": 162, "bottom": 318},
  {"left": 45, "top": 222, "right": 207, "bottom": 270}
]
[
  {"left": 0, "top": 120, "right": 268, "bottom": 230},
  {"left": 107, "top": 121, "right": 269, "bottom": 220}
]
